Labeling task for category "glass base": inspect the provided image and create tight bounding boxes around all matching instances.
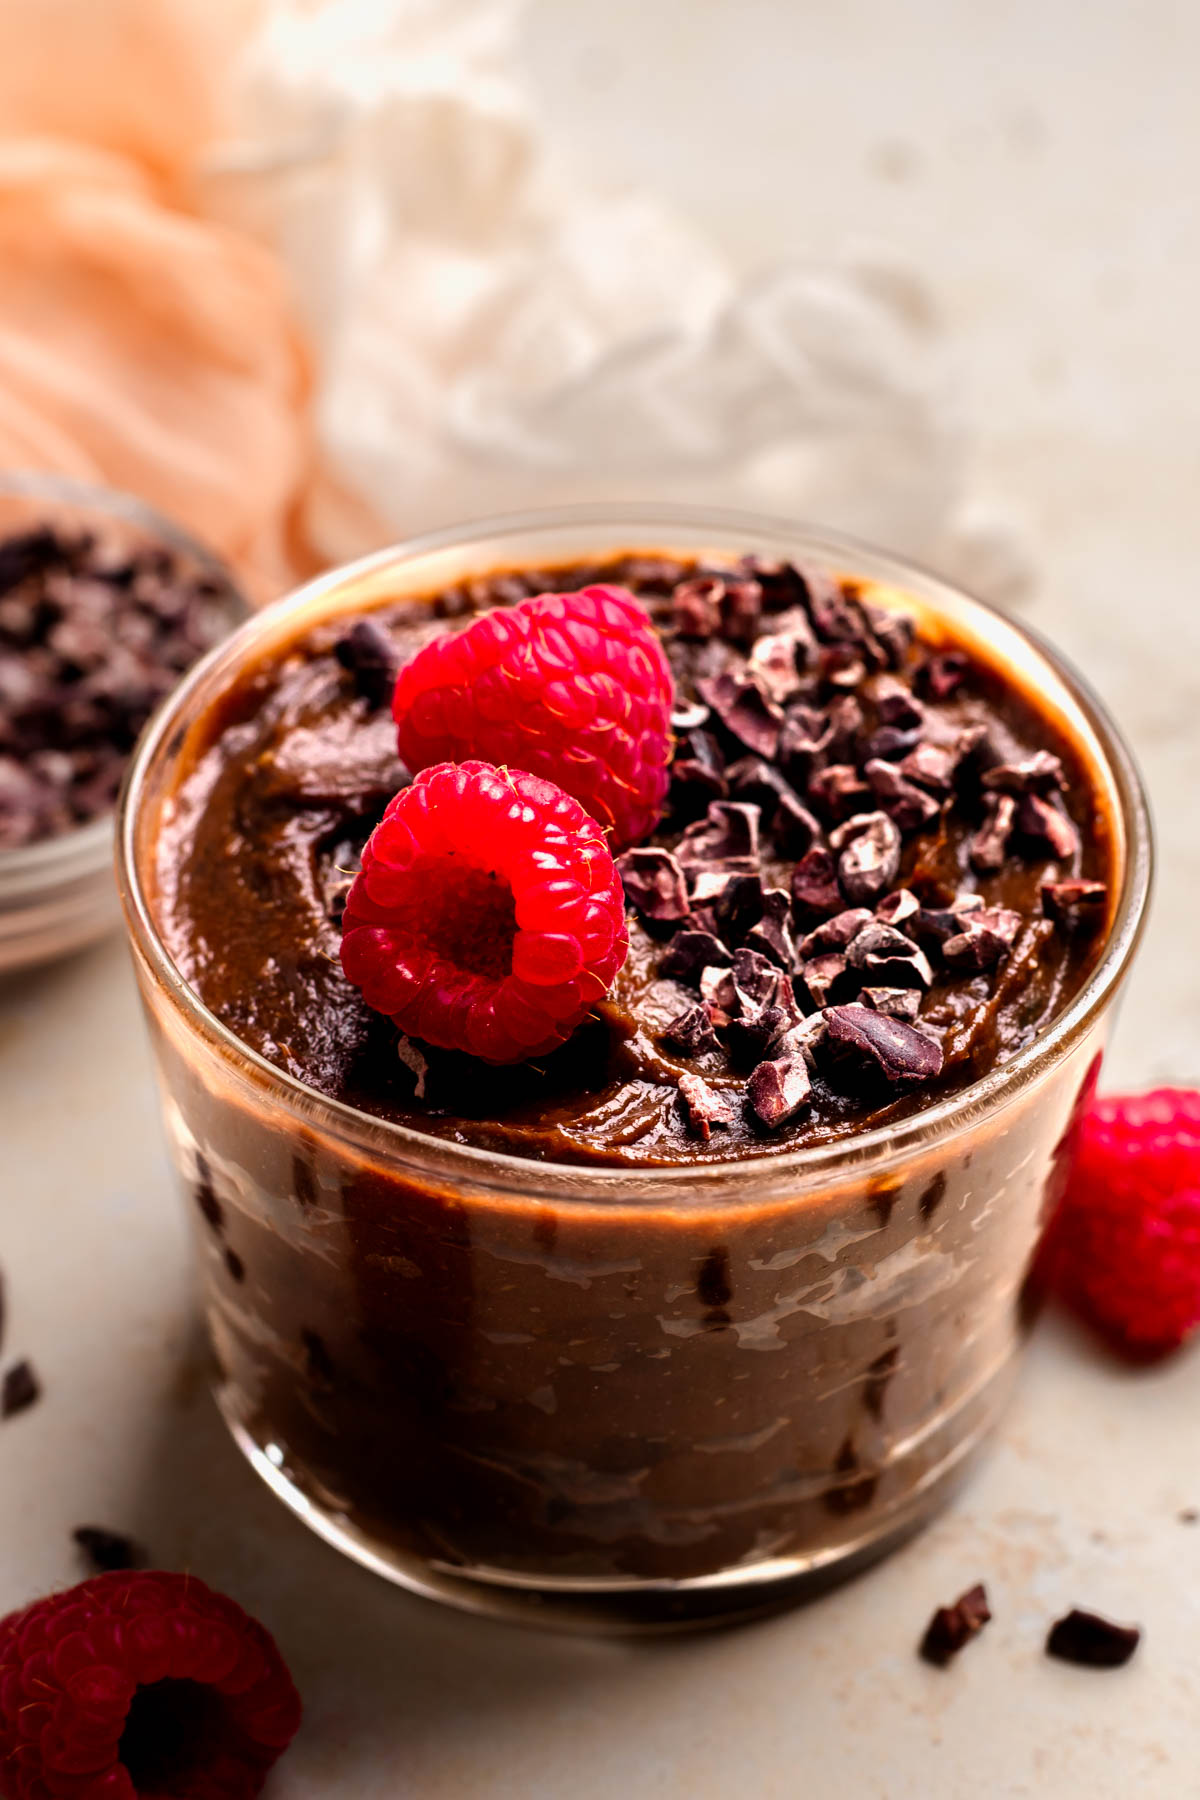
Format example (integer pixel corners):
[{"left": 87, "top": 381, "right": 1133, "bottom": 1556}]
[{"left": 218, "top": 1387, "right": 992, "bottom": 1636}]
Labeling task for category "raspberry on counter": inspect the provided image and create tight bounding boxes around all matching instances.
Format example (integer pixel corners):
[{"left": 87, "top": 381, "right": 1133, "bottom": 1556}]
[{"left": 0, "top": 1571, "right": 301, "bottom": 1798}]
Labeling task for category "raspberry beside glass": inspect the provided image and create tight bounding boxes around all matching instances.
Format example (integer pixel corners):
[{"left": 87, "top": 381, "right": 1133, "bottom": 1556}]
[{"left": 118, "top": 510, "right": 1151, "bottom": 1630}]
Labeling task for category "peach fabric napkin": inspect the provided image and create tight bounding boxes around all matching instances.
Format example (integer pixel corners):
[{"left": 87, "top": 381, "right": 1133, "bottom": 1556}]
[{"left": 0, "top": 0, "right": 315, "bottom": 600}]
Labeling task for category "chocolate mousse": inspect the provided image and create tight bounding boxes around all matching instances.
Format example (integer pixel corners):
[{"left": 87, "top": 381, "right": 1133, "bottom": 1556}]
[
  {"left": 132, "top": 544, "right": 1128, "bottom": 1603},
  {"left": 157, "top": 554, "right": 1113, "bottom": 1164}
]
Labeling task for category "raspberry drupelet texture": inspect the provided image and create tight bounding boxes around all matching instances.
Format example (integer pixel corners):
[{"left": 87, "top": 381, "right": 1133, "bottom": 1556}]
[
  {"left": 1047, "top": 1087, "right": 1200, "bottom": 1357},
  {"left": 340, "top": 760, "right": 629, "bottom": 1064},
  {"left": 392, "top": 586, "right": 674, "bottom": 850},
  {"left": 0, "top": 1571, "right": 301, "bottom": 1799}
]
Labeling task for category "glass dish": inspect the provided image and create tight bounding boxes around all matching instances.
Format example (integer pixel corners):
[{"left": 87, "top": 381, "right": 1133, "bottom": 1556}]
[
  {"left": 117, "top": 506, "right": 1152, "bottom": 1632},
  {"left": 0, "top": 472, "right": 248, "bottom": 976}
]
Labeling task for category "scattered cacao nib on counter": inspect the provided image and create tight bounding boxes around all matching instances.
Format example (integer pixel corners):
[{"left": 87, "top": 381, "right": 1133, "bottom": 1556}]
[
  {"left": 0, "top": 523, "right": 238, "bottom": 848},
  {"left": 2, "top": 1358, "right": 41, "bottom": 1418},
  {"left": 73, "top": 1526, "right": 144, "bottom": 1573},
  {"left": 158, "top": 547, "right": 1115, "bottom": 1163},
  {"left": 920, "top": 1582, "right": 993, "bottom": 1666},
  {"left": 1045, "top": 1608, "right": 1141, "bottom": 1669}
]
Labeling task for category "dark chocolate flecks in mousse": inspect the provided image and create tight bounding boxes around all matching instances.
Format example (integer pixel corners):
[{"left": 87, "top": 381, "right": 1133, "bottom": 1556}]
[{"left": 155, "top": 552, "right": 1114, "bottom": 1166}]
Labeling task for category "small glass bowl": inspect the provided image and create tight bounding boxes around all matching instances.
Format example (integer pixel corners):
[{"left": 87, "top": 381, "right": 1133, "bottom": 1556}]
[{"left": 0, "top": 472, "right": 248, "bottom": 976}]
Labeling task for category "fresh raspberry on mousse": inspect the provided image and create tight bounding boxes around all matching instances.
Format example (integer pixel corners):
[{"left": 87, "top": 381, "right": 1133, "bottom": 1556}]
[
  {"left": 340, "top": 760, "right": 629, "bottom": 1064},
  {"left": 391, "top": 585, "right": 674, "bottom": 851},
  {"left": 0, "top": 1570, "right": 301, "bottom": 1799},
  {"left": 1046, "top": 1087, "right": 1200, "bottom": 1358}
]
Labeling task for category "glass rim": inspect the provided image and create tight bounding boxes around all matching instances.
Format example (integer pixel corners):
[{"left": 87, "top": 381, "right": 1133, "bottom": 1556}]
[{"left": 116, "top": 501, "right": 1154, "bottom": 1201}]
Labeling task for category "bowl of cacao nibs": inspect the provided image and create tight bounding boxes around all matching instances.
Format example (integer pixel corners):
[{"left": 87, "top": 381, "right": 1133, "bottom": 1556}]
[{"left": 0, "top": 471, "right": 248, "bottom": 974}]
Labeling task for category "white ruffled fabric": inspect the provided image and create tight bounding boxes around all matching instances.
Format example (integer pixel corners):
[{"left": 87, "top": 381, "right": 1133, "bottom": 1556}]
[{"left": 204, "top": 0, "right": 1030, "bottom": 600}]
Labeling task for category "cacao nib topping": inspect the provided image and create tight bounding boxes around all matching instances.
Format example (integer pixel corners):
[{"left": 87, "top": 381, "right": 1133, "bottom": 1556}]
[
  {"left": 617, "top": 848, "right": 690, "bottom": 923},
  {"left": 875, "top": 887, "right": 921, "bottom": 929},
  {"left": 820, "top": 1004, "right": 944, "bottom": 1089},
  {"left": 870, "top": 673, "right": 925, "bottom": 730},
  {"left": 832, "top": 811, "right": 902, "bottom": 905},
  {"left": 732, "top": 946, "right": 786, "bottom": 1010},
  {"left": 970, "top": 791, "right": 1017, "bottom": 871},
  {"left": 809, "top": 763, "right": 871, "bottom": 821},
  {"left": 862, "top": 723, "right": 922, "bottom": 763},
  {"left": 864, "top": 758, "right": 943, "bottom": 832},
  {"left": 1045, "top": 1609, "right": 1141, "bottom": 1669},
  {"left": 800, "top": 953, "right": 849, "bottom": 1009},
  {"left": 726, "top": 756, "right": 797, "bottom": 822},
  {"left": 792, "top": 846, "right": 843, "bottom": 916},
  {"left": 696, "top": 670, "right": 783, "bottom": 758},
  {"left": 916, "top": 650, "right": 970, "bottom": 700},
  {"left": 862, "top": 986, "right": 922, "bottom": 1020},
  {"left": 826, "top": 695, "right": 866, "bottom": 762},
  {"left": 662, "top": 1004, "right": 721, "bottom": 1058},
  {"left": 799, "top": 908, "right": 874, "bottom": 958},
  {"left": 661, "top": 930, "right": 732, "bottom": 984},
  {"left": 747, "top": 1046, "right": 812, "bottom": 1128},
  {"left": 2, "top": 1359, "right": 40, "bottom": 1418},
  {"left": 677, "top": 1071, "right": 734, "bottom": 1139},
  {"left": 846, "top": 922, "right": 934, "bottom": 988},
  {"left": 677, "top": 800, "right": 761, "bottom": 870},
  {"left": 747, "top": 626, "right": 810, "bottom": 702},
  {"left": 779, "top": 704, "right": 832, "bottom": 779},
  {"left": 898, "top": 740, "right": 958, "bottom": 792},
  {"left": 863, "top": 605, "right": 915, "bottom": 669},
  {"left": 334, "top": 617, "right": 400, "bottom": 707},
  {"left": 711, "top": 873, "right": 766, "bottom": 946},
  {"left": 981, "top": 750, "right": 1065, "bottom": 795},
  {"left": 671, "top": 576, "right": 722, "bottom": 639},
  {"left": 723, "top": 1006, "right": 790, "bottom": 1069},
  {"left": 1042, "top": 878, "right": 1107, "bottom": 925},
  {"left": 941, "top": 909, "right": 1021, "bottom": 972},
  {"left": 773, "top": 789, "right": 822, "bottom": 857},
  {"left": 743, "top": 888, "right": 798, "bottom": 969},
  {"left": 919, "top": 1584, "right": 992, "bottom": 1667},
  {"left": 1018, "top": 792, "right": 1081, "bottom": 860},
  {"left": 700, "top": 964, "right": 738, "bottom": 1014}
]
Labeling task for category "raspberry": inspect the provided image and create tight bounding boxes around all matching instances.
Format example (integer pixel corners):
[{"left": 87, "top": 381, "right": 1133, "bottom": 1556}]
[
  {"left": 0, "top": 1571, "right": 301, "bottom": 1799},
  {"left": 392, "top": 586, "right": 674, "bottom": 849},
  {"left": 341, "top": 760, "right": 629, "bottom": 1064},
  {"left": 1045, "top": 1087, "right": 1200, "bottom": 1358}
]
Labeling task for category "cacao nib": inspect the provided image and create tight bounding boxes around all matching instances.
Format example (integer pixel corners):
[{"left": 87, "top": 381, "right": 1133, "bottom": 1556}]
[
  {"left": 747, "top": 1048, "right": 812, "bottom": 1128},
  {"left": 1042, "top": 878, "right": 1107, "bottom": 926},
  {"left": 74, "top": 1527, "right": 143, "bottom": 1573},
  {"left": 970, "top": 792, "right": 1017, "bottom": 872},
  {"left": 799, "top": 952, "right": 849, "bottom": 1008},
  {"left": 723, "top": 1005, "right": 789, "bottom": 1068},
  {"left": 672, "top": 576, "right": 723, "bottom": 638},
  {"left": 798, "top": 908, "right": 874, "bottom": 958},
  {"left": 712, "top": 873, "right": 766, "bottom": 946},
  {"left": 820, "top": 1004, "right": 944, "bottom": 1089},
  {"left": 617, "top": 848, "right": 690, "bottom": 923},
  {"left": 676, "top": 801, "right": 761, "bottom": 870},
  {"left": 778, "top": 704, "right": 831, "bottom": 780},
  {"left": 696, "top": 671, "right": 783, "bottom": 758},
  {"left": 920, "top": 1583, "right": 992, "bottom": 1666},
  {"left": 1045, "top": 1609, "right": 1141, "bottom": 1669},
  {"left": 862, "top": 603, "right": 915, "bottom": 669},
  {"left": 870, "top": 674, "right": 925, "bottom": 730},
  {"left": 833, "top": 812, "right": 902, "bottom": 905},
  {"left": 981, "top": 751, "right": 1065, "bottom": 795},
  {"left": 732, "top": 946, "right": 785, "bottom": 1009},
  {"left": 718, "top": 576, "right": 764, "bottom": 645},
  {"left": 916, "top": 650, "right": 969, "bottom": 700},
  {"left": 1018, "top": 792, "right": 1080, "bottom": 861},
  {"left": 677, "top": 1072, "right": 734, "bottom": 1140},
  {"left": 865, "top": 759, "right": 942, "bottom": 832},
  {"left": 862, "top": 986, "right": 922, "bottom": 1020},
  {"left": 743, "top": 888, "right": 798, "bottom": 969},
  {"left": 334, "top": 618, "right": 400, "bottom": 707},
  {"left": 862, "top": 724, "right": 922, "bottom": 763},
  {"left": 662, "top": 1004, "right": 721, "bottom": 1058},
  {"left": 773, "top": 789, "right": 822, "bottom": 857},
  {"left": 809, "top": 764, "right": 871, "bottom": 821},
  {"left": 748, "top": 616, "right": 816, "bottom": 700},
  {"left": 660, "top": 930, "right": 732, "bottom": 984},
  {"left": 792, "top": 846, "right": 843, "bottom": 915},
  {"left": 899, "top": 741, "right": 958, "bottom": 792},
  {"left": 825, "top": 695, "right": 865, "bottom": 762},
  {"left": 846, "top": 922, "right": 934, "bottom": 987},
  {"left": 726, "top": 756, "right": 796, "bottom": 823},
  {"left": 875, "top": 888, "right": 921, "bottom": 930}
]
